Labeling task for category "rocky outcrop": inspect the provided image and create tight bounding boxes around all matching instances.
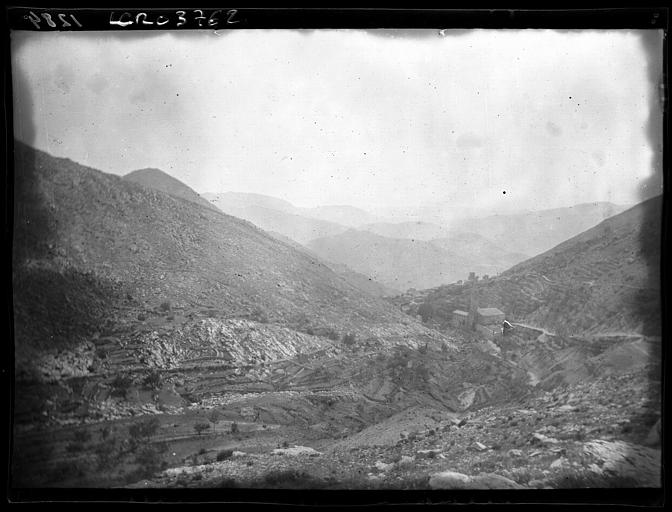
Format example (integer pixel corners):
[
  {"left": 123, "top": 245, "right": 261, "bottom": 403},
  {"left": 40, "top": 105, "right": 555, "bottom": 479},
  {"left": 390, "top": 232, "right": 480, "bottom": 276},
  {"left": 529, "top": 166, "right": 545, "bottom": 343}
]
[
  {"left": 582, "top": 440, "right": 660, "bottom": 487},
  {"left": 429, "top": 471, "right": 523, "bottom": 489}
]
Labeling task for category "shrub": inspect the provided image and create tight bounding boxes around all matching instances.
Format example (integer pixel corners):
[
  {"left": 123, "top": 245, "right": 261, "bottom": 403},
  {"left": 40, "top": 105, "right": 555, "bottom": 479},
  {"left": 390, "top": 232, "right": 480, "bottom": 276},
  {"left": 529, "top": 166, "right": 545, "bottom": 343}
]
[
  {"left": 73, "top": 429, "right": 92, "bottom": 444},
  {"left": 194, "top": 422, "right": 211, "bottom": 436},
  {"left": 110, "top": 374, "right": 133, "bottom": 399},
  {"left": 133, "top": 444, "right": 167, "bottom": 479},
  {"left": 230, "top": 421, "right": 239, "bottom": 434},
  {"left": 137, "top": 313, "right": 147, "bottom": 321},
  {"left": 250, "top": 307, "right": 269, "bottom": 323},
  {"left": 66, "top": 441, "right": 84, "bottom": 453},
  {"left": 209, "top": 409, "right": 222, "bottom": 431},
  {"left": 160, "top": 301, "right": 171, "bottom": 312},
  {"left": 129, "top": 417, "right": 161, "bottom": 449},
  {"left": 342, "top": 333, "right": 356, "bottom": 346},
  {"left": 198, "top": 448, "right": 207, "bottom": 455},
  {"left": 94, "top": 440, "right": 120, "bottom": 470},
  {"left": 217, "top": 449, "right": 234, "bottom": 461},
  {"left": 142, "top": 370, "right": 162, "bottom": 390},
  {"left": 219, "top": 477, "right": 238, "bottom": 488},
  {"left": 262, "top": 469, "right": 322, "bottom": 489},
  {"left": 418, "top": 303, "right": 433, "bottom": 322}
]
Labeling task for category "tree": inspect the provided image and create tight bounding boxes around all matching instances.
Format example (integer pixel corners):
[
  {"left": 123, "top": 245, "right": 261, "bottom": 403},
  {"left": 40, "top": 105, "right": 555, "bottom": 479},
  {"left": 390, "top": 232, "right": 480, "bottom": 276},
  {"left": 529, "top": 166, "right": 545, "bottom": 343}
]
[
  {"left": 208, "top": 409, "right": 222, "bottom": 433},
  {"left": 110, "top": 374, "right": 133, "bottom": 399},
  {"left": 418, "top": 303, "right": 433, "bottom": 323},
  {"left": 342, "top": 333, "right": 356, "bottom": 347},
  {"left": 128, "top": 417, "right": 161, "bottom": 450},
  {"left": 142, "top": 369, "right": 162, "bottom": 391},
  {"left": 194, "top": 422, "right": 211, "bottom": 436}
]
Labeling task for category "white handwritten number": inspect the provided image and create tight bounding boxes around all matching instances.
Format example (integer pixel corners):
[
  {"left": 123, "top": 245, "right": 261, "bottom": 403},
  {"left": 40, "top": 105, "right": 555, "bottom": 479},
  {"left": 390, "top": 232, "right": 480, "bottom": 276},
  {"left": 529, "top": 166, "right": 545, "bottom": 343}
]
[
  {"left": 156, "top": 15, "right": 169, "bottom": 26},
  {"left": 58, "top": 13, "right": 71, "bottom": 27},
  {"left": 207, "top": 10, "right": 221, "bottom": 27},
  {"left": 193, "top": 10, "right": 206, "bottom": 27},
  {"left": 41, "top": 12, "right": 57, "bottom": 28},
  {"left": 25, "top": 11, "right": 41, "bottom": 28},
  {"left": 226, "top": 9, "right": 240, "bottom": 24},
  {"left": 69, "top": 14, "right": 82, "bottom": 27},
  {"left": 176, "top": 11, "right": 187, "bottom": 27}
]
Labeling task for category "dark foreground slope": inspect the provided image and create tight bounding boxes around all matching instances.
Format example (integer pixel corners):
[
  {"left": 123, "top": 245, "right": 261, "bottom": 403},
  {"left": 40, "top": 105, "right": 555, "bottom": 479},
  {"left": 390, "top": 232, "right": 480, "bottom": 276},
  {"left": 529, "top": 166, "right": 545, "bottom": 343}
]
[{"left": 418, "top": 196, "right": 662, "bottom": 338}]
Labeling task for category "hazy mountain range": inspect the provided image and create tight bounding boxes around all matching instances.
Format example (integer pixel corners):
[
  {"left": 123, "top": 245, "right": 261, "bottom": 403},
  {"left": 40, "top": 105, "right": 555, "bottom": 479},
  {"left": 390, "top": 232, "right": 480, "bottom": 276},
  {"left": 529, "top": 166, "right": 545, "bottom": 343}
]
[{"left": 202, "top": 190, "right": 630, "bottom": 292}]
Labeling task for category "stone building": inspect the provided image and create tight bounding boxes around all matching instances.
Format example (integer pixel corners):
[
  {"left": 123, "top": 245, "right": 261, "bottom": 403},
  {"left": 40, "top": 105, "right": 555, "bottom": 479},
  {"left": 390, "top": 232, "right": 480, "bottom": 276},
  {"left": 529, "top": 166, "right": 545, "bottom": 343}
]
[{"left": 452, "top": 310, "right": 469, "bottom": 328}]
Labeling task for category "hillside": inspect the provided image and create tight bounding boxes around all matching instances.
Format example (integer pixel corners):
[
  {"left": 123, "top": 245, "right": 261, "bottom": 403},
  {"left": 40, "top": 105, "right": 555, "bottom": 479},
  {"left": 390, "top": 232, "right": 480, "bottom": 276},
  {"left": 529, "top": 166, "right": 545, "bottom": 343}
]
[
  {"left": 304, "top": 205, "right": 380, "bottom": 227},
  {"left": 204, "top": 196, "right": 350, "bottom": 245},
  {"left": 12, "top": 141, "right": 441, "bottom": 379},
  {"left": 307, "top": 230, "right": 474, "bottom": 291},
  {"left": 418, "top": 196, "right": 662, "bottom": 337},
  {"left": 124, "top": 168, "right": 218, "bottom": 212},
  {"left": 429, "top": 233, "right": 529, "bottom": 277},
  {"left": 362, "top": 221, "right": 452, "bottom": 241},
  {"left": 457, "top": 202, "right": 631, "bottom": 257},
  {"left": 307, "top": 228, "right": 528, "bottom": 292},
  {"left": 204, "top": 192, "right": 379, "bottom": 233}
]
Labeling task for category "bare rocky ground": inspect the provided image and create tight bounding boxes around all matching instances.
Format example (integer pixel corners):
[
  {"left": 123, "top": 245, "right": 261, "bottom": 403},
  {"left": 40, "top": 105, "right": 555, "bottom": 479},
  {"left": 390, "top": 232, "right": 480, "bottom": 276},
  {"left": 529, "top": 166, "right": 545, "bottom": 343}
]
[{"left": 12, "top": 319, "right": 661, "bottom": 490}]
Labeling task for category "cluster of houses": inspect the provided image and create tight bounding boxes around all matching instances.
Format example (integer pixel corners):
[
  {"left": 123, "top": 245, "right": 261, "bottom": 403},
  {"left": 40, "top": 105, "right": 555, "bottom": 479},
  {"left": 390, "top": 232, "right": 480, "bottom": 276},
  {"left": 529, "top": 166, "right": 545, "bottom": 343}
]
[
  {"left": 451, "top": 272, "right": 512, "bottom": 340},
  {"left": 452, "top": 307, "right": 509, "bottom": 340}
]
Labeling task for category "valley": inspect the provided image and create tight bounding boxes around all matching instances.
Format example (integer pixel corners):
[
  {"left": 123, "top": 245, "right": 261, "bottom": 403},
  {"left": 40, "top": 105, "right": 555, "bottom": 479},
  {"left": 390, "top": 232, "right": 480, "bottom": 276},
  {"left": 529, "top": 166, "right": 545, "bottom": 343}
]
[{"left": 11, "top": 142, "right": 662, "bottom": 491}]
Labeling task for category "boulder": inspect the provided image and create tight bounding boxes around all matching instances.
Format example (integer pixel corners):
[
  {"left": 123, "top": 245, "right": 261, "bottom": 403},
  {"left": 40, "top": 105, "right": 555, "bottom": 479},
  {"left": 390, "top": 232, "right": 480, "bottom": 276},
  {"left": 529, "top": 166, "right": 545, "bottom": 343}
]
[
  {"left": 429, "top": 471, "right": 523, "bottom": 490},
  {"left": 397, "top": 455, "right": 415, "bottom": 468},
  {"left": 429, "top": 471, "right": 472, "bottom": 489},
  {"left": 375, "top": 461, "right": 394, "bottom": 472},
  {"left": 472, "top": 441, "right": 488, "bottom": 452},
  {"left": 532, "top": 433, "right": 559, "bottom": 445},
  {"left": 271, "top": 445, "right": 321, "bottom": 457},
  {"left": 417, "top": 449, "right": 442, "bottom": 459},
  {"left": 550, "top": 457, "right": 568, "bottom": 469},
  {"left": 474, "top": 473, "right": 524, "bottom": 489}
]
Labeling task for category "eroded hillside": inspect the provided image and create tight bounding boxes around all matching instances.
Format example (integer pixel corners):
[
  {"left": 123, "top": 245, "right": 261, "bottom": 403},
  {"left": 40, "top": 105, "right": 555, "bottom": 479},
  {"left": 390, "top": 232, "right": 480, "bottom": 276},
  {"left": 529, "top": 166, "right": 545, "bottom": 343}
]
[{"left": 414, "top": 196, "right": 662, "bottom": 338}]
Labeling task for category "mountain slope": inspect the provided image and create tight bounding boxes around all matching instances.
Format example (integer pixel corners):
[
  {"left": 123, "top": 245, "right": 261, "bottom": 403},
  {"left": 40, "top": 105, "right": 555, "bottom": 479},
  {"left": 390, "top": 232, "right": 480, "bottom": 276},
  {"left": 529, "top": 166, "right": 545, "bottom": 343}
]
[
  {"left": 420, "top": 196, "right": 662, "bottom": 337},
  {"left": 362, "top": 221, "right": 452, "bottom": 241},
  {"left": 307, "top": 229, "right": 475, "bottom": 291},
  {"left": 457, "top": 202, "right": 631, "bottom": 257},
  {"left": 429, "top": 232, "right": 529, "bottom": 276},
  {"left": 204, "top": 196, "right": 350, "bottom": 245},
  {"left": 303, "top": 204, "right": 380, "bottom": 227},
  {"left": 124, "top": 168, "right": 218, "bottom": 212},
  {"left": 12, "top": 141, "right": 440, "bottom": 377}
]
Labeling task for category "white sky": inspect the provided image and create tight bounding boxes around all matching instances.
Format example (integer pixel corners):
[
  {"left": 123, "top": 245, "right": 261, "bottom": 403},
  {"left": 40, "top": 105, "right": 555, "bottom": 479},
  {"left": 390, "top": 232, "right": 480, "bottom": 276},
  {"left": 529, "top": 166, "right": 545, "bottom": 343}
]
[{"left": 12, "top": 29, "right": 663, "bottom": 214}]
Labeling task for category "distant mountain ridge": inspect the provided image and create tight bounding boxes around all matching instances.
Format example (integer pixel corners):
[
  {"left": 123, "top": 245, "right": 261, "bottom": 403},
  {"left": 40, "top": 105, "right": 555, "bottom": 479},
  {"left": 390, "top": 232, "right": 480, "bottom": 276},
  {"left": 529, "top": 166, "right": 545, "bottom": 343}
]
[
  {"left": 457, "top": 202, "right": 631, "bottom": 257},
  {"left": 205, "top": 198, "right": 350, "bottom": 245},
  {"left": 203, "top": 192, "right": 381, "bottom": 228}
]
